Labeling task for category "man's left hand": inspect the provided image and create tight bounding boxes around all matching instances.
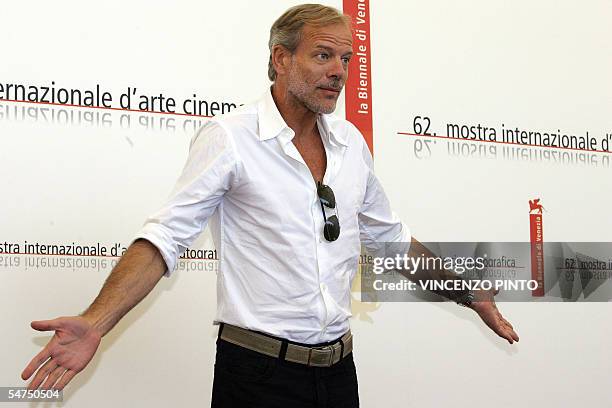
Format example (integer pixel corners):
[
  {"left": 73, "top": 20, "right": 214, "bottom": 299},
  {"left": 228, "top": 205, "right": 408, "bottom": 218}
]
[{"left": 469, "top": 290, "right": 519, "bottom": 344}]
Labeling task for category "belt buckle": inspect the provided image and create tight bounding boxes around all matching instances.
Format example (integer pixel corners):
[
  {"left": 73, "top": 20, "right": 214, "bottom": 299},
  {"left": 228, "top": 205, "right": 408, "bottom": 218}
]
[
  {"left": 307, "top": 345, "right": 335, "bottom": 367},
  {"left": 326, "top": 345, "right": 336, "bottom": 366}
]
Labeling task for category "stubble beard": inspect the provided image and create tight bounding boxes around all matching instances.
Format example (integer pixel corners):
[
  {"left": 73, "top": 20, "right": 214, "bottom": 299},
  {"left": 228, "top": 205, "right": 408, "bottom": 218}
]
[{"left": 287, "top": 61, "right": 338, "bottom": 115}]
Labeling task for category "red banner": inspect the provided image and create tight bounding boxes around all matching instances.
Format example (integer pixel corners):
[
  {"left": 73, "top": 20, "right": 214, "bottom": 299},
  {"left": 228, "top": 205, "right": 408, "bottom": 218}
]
[
  {"left": 343, "top": 0, "right": 373, "bottom": 153},
  {"left": 529, "top": 213, "right": 545, "bottom": 296}
]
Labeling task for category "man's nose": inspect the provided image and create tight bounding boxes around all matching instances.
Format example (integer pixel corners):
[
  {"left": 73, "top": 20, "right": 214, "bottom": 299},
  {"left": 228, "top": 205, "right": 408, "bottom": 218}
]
[{"left": 327, "top": 57, "right": 346, "bottom": 80}]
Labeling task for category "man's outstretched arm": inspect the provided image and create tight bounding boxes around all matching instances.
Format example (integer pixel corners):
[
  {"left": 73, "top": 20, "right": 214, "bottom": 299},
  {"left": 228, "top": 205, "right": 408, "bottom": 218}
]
[
  {"left": 400, "top": 238, "right": 520, "bottom": 345},
  {"left": 355, "top": 138, "right": 520, "bottom": 345},
  {"left": 20, "top": 122, "right": 238, "bottom": 391},
  {"left": 79, "top": 239, "right": 166, "bottom": 336},
  {"left": 21, "top": 238, "right": 166, "bottom": 391}
]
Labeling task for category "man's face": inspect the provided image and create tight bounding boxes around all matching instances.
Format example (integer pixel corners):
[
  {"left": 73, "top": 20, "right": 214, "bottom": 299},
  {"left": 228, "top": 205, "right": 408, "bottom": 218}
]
[{"left": 286, "top": 23, "right": 353, "bottom": 114}]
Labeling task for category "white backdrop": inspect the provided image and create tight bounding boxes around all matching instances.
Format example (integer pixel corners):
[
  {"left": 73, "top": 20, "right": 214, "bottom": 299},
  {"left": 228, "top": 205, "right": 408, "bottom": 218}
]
[{"left": 1, "top": 1, "right": 611, "bottom": 407}]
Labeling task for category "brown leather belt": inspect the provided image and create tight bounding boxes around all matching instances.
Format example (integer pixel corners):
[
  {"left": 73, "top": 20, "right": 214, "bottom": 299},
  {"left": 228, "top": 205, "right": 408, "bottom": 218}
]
[{"left": 219, "top": 323, "right": 353, "bottom": 367}]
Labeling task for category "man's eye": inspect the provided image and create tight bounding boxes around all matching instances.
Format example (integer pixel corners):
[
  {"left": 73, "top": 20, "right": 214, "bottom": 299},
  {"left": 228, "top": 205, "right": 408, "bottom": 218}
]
[
  {"left": 341, "top": 57, "right": 351, "bottom": 64},
  {"left": 317, "top": 53, "right": 330, "bottom": 60}
]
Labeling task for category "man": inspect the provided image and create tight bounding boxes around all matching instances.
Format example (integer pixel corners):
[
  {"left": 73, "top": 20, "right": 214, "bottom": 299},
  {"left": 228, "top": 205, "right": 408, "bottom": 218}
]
[{"left": 21, "top": 4, "right": 518, "bottom": 407}]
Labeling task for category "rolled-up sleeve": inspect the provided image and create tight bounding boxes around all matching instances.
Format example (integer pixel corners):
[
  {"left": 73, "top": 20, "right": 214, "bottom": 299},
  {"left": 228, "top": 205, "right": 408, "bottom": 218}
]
[
  {"left": 132, "top": 121, "right": 239, "bottom": 277},
  {"left": 358, "top": 140, "right": 411, "bottom": 255}
]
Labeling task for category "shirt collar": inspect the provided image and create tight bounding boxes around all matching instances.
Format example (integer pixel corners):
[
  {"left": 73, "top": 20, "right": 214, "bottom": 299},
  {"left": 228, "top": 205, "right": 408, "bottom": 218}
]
[{"left": 257, "top": 87, "right": 348, "bottom": 147}]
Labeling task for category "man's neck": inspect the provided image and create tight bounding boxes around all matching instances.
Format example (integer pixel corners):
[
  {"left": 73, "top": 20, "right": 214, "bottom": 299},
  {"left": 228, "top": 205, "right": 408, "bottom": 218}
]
[{"left": 271, "top": 83, "right": 319, "bottom": 141}]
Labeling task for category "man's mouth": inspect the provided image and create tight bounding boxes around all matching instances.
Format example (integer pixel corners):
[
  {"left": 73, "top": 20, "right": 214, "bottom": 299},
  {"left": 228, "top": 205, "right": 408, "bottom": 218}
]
[{"left": 318, "top": 87, "right": 342, "bottom": 94}]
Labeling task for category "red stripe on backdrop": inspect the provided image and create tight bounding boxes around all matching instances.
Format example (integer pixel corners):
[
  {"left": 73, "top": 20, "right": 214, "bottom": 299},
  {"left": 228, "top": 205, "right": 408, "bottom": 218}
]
[
  {"left": 529, "top": 213, "right": 545, "bottom": 297},
  {"left": 343, "top": 0, "right": 373, "bottom": 153}
]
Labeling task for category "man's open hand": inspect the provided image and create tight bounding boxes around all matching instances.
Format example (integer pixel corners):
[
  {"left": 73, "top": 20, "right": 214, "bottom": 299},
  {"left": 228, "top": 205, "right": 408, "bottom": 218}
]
[
  {"left": 470, "top": 290, "right": 519, "bottom": 344},
  {"left": 21, "top": 316, "right": 102, "bottom": 390}
]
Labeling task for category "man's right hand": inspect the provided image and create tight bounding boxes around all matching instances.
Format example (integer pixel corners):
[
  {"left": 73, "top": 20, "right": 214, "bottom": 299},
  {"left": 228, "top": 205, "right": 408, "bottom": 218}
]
[
  {"left": 20, "top": 240, "right": 166, "bottom": 391},
  {"left": 21, "top": 316, "right": 102, "bottom": 390}
]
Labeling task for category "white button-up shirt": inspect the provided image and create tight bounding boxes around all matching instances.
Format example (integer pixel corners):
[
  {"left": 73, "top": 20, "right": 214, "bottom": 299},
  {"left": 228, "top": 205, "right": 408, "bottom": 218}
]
[{"left": 133, "top": 89, "right": 410, "bottom": 344}]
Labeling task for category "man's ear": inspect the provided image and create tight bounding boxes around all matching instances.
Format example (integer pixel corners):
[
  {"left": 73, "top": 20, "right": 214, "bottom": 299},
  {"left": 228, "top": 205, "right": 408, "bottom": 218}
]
[{"left": 271, "top": 44, "right": 292, "bottom": 78}]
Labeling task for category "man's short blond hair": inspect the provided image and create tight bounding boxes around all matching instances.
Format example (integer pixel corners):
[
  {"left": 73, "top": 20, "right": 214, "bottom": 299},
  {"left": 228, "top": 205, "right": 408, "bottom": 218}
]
[{"left": 268, "top": 4, "right": 352, "bottom": 81}]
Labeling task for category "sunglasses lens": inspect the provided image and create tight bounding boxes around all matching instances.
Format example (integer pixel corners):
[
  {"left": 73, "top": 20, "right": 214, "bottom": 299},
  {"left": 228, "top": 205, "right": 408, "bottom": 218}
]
[
  {"left": 317, "top": 184, "right": 336, "bottom": 208},
  {"left": 323, "top": 215, "right": 340, "bottom": 241}
]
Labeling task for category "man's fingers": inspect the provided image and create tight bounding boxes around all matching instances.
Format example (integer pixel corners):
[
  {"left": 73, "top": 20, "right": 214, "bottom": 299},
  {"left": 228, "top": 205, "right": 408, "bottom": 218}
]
[
  {"left": 504, "top": 330, "right": 515, "bottom": 344},
  {"left": 27, "top": 358, "right": 57, "bottom": 390},
  {"left": 53, "top": 370, "right": 76, "bottom": 391},
  {"left": 497, "top": 313, "right": 519, "bottom": 342},
  {"left": 476, "top": 302, "right": 519, "bottom": 345},
  {"left": 22, "top": 347, "right": 52, "bottom": 380},
  {"left": 488, "top": 311, "right": 517, "bottom": 344},
  {"left": 41, "top": 366, "right": 66, "bottom": 390},
  {"left": 498, "top": 322, "right": 519, "bottom": 344},
  {"left": 31, "top": 318, "right": 62, "bottom": 332},
  {"left": 494, "top": 322, "right": 514, "bottom": 344},
  {"left": 508, "top": 327, "right": 520, "bottom": 342},
  {"left": 501, "top": 316, "right": 514, "bottom": 330}
]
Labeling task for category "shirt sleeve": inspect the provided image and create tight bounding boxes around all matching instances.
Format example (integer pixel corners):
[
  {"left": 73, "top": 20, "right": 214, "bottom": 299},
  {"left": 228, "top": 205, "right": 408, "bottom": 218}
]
[
  {"left": 131, "top": 121, "right": 239, "bottom": 277},
  {"left": 357, "top": 138, "right": 411, "bottom": 255}
]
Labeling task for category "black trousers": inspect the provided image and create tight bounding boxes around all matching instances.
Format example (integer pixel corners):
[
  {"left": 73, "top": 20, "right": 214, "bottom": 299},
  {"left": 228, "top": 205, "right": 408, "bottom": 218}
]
[{"left": 211, "top": 336, "right": 360, "bottom": 408}]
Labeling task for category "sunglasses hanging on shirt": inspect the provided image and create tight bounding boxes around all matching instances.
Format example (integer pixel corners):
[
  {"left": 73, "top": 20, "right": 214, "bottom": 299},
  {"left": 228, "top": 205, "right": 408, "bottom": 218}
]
[{"left": 317, "top": 181, "right": 340, "bottom": 241}]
